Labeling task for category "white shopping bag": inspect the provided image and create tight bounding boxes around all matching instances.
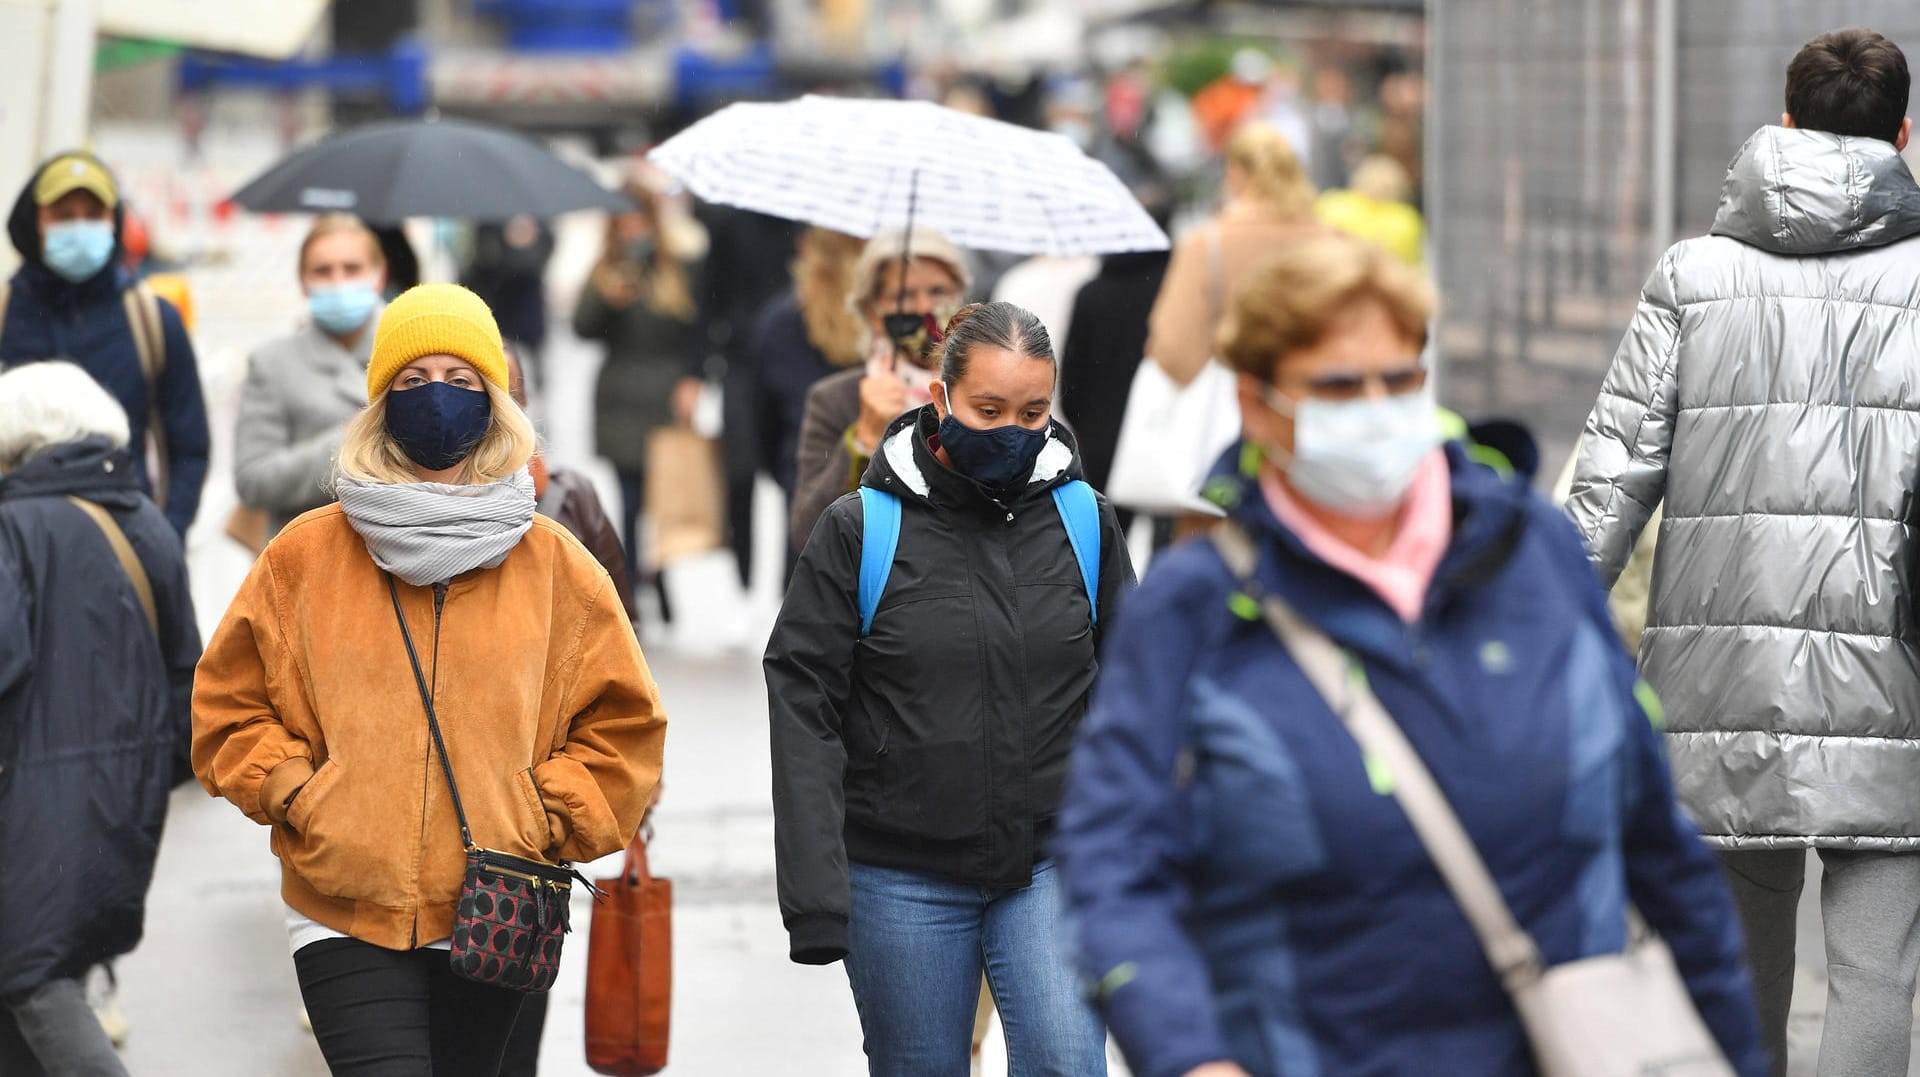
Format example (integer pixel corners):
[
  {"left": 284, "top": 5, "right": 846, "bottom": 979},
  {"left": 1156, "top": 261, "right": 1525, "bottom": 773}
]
[{"left": 1104, "top": 357, "right": 1240, "bottom": 516}]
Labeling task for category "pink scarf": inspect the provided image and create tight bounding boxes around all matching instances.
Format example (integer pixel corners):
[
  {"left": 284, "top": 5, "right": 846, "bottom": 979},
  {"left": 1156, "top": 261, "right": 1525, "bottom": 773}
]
[{"left": 1260, "top": 449, "right": 1452, "bottom": 623}]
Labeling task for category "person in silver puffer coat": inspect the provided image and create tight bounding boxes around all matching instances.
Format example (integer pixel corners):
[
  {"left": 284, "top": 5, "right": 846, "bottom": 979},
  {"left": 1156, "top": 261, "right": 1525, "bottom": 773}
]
[{"left": 1567, "top": 28, "right": 1920, "bottom": 1077}]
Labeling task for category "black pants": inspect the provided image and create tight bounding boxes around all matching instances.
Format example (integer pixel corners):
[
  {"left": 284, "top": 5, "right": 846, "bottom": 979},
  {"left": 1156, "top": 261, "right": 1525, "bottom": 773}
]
[
  {"left": 294, "top": 938, "right": 525, "bottom": 1077},
  {"left": 614, "top": 468, "right": 674, "bottom": 624}
]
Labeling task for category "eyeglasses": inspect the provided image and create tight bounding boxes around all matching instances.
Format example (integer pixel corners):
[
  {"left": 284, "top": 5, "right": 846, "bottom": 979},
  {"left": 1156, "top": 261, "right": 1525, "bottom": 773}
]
[{"left": 1272, "top": 363, "right": 1428, "bottom": 403}]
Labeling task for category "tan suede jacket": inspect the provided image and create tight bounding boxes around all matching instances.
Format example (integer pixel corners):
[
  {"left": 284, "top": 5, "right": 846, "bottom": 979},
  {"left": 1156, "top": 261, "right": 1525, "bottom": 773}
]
[{"left": 191, "top": 505, "right": 666, "bottom": 950}]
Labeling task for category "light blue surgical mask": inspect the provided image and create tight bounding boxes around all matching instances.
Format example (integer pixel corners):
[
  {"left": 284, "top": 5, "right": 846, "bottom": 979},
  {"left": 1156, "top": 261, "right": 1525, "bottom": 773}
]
[
  {"left": 42, "top": 220, "right": 115, "bottom": 283},
  {"left": 1263, "top": 386, "right": 1439, "bottom": 519},
  {"left": 308, "top": 281, "right": 381, "bottom": 336}
]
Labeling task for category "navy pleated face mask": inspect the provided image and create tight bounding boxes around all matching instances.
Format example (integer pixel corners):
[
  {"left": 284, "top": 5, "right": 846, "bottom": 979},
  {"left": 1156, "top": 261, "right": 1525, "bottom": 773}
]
[
  {"left": 385, "top": 382, "right": 493, "bottom": 473},
  {"left": 937, "top": 412, "right": 1049, "bottom": 491}
]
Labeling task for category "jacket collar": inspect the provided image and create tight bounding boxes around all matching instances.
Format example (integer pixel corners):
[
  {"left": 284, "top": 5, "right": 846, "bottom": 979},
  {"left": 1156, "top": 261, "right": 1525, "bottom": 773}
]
[
  {"left": 0, "top": 438, "right": 145, "bottom": 509},
  {"left": 1711, "top": 125, "right": 1920, "bottom": 254},
  {"left": 307, "top": 320, "right": 379, "bottom": 406},
  {"left": 863, "top": 405, "right": 1081, "bottom": 516},
  {"left": 13, "top": 259, "right": 124, "bottom": 307},
  {"left": 1209, "top": 439, "right": 1533, "bottom": 668}
]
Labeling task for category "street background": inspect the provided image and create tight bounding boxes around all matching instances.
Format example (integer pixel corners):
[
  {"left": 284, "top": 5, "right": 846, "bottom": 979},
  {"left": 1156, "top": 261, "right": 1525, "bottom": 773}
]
[{"left": 12, "top": 0, "right": 1920, "bottom": 1072}]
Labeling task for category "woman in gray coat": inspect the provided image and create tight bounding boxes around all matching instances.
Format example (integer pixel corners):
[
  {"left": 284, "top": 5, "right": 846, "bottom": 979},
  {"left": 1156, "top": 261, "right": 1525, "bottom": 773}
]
[{"left": 233, "top": 214, "right": 386, "bottom": 538}]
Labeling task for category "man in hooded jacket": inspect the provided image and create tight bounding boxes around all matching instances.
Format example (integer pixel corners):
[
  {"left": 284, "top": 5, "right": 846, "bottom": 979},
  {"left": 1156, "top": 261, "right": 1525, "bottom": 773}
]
[
  {"left": 1, "top": 151, "right": 209, "bottom": 537},
  {"left": 1568, "top": 28, "right": 1920, "bottom": 1075}
]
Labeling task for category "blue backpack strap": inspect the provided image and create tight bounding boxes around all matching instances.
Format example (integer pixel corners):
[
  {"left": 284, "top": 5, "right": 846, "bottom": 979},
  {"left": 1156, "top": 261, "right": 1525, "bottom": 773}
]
[
  {"left": 857, "top": 487, "right": 903, "bottom": 637},
  {"left": 1052, "top": 480, "right": 1102, "bottom": 626}
]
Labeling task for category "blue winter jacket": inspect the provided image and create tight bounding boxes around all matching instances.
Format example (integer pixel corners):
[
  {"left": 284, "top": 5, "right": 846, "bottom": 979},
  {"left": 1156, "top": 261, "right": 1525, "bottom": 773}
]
[
  {"left": 3, "top": 160, "right": 209, "bottom": 536},
  {"left": 1055, "top": 444, "right": 1767, "bottom": 1077}
]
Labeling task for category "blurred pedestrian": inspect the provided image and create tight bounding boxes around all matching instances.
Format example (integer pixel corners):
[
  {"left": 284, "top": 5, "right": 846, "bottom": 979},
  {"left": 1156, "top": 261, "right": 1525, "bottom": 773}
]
[
  {"left": 695, "top": 204, "right": 799, "bottom": 591},
  {"left": 233, "top": 214, "right": 387, "bottom": 540},
  {"left": 511, "top": 341, "right": 637, "bottom": 626},
  {"left": 0, "top": 151, "right": 210, "bottom": 536},
  {"left": 1192, "top": 49, "right": 1276, "bottom": 155},
  {"left": 741, "top": 227, "right": 866, "bottom": 530},
  {"left": 495, "top": 341, "right": 635, "bottom": 1077},
  {"left": 573, "top": 184, "right": 704, "bottom": 626},
  {"left": 0, "top": 362, "right": 201, "bottom": 1077},
  {"left": 192, "top": 284, "right": 666, "bottom": 1077},
  {"left": 462, "top": 216, "right": 555, "bottom": 365},
  {"left": 1567, "top": 29, "right": 1920, "bottom": 1076},
  {"left": 1057, "top": 233, "right": 1766, "bottom": 1077},
  {"left": 1314, "top": 155, "right": 1425, "bottom": 266},
  {"left": 767, "top": 301, "right": 1131, "bottom": 1077},
  {"left": 1059, "top": 169, "right": 1175, "bottom": 498},
  {"left": 1144, "top": 123, "right": 1322, "bottom": 389},
  {"left": 788, "top": 229, "right": 971, "bottom": 552}
]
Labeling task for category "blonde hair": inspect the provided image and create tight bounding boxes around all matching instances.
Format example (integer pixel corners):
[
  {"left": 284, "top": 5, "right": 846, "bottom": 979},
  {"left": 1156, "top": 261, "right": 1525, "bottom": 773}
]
[
  {"left": 793, "top": 228, "right": 868, "bottom": 367},
  {"left": 850, "top": 229, "right": 972, "bottom": 314},
  {"left": 1351, "top": 155, "right": 1413, "bottom": 204},
  {"left": 1219, "top": 232, "right": 1436, "bottom": 382},
  {"left": 334, "top": 379, "right": 536, "bottom": 487},
  {"left": 299, "top": 213, "right": 385, "bottom": 278},
  {"left": 1227, "top": 123, "right": 1316, "bottom": 220}
]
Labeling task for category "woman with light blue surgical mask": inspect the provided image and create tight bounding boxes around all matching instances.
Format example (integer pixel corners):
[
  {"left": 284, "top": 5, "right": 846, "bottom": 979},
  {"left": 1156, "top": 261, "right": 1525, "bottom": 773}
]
[
  {"left": 232, "top": 214, "right": 391, "bottom": 540},
  {"left": 1055, "top": 231, "right": 1767, "bottom": 1077}
]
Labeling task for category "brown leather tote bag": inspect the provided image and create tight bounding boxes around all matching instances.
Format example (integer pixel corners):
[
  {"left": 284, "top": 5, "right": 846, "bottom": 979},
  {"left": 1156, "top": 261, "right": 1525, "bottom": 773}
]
[{"left": 585, "top": 825, "right": 672, "bottom": 1075}]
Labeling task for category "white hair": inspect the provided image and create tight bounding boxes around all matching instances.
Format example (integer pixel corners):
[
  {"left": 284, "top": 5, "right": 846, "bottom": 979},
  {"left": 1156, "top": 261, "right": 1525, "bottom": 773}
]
[{"left": 0, "top": 361, "right": 131, "bottom": 472}]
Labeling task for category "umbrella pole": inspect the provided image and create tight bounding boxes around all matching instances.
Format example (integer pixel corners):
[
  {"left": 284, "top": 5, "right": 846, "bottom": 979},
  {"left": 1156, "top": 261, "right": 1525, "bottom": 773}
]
[{"left": 890, "top": 168, "right": 920, "bottom": 371}]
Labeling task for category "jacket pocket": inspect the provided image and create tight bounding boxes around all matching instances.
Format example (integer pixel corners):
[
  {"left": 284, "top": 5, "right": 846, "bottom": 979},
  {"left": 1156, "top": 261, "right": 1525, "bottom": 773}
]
[
  {"left": 517, "top": 767, "right": 556, "bottom": 857},
  {"left": 286, "top": 758, "right": 342, "bottom": 837},
  {"left": 280, "top": 758, "right": 410, "bottom": 907}
]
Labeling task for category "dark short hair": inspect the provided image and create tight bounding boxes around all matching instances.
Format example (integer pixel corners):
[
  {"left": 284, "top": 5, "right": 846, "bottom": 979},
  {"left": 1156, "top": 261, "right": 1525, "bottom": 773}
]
[
  {"left": 936, "top": 301, "right": 1054, "bottom": 385},
  {"left": 1785, "top": 28, "right": 1910, "bottom": 142}
]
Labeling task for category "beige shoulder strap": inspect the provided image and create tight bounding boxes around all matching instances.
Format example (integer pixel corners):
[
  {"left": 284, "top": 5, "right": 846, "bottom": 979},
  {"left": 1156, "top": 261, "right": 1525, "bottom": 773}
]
[
  {"left": 124, "top": 283, "right": 166, "bottom": 387},
  {"left": 1210, "top": 522, "right": 1547, "bottom": 995},
  {"left": 66, "top": 495, "right": 160, "bottom": 638},
  {"left": 122, "top": 284, "right": 170, "bottom": 508}
]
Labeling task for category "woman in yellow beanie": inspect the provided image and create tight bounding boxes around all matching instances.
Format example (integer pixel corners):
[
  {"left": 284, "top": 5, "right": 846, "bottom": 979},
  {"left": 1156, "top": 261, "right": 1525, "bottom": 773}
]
[{"left": 191, "top": 283, "right": 667, "bottom": 1075}]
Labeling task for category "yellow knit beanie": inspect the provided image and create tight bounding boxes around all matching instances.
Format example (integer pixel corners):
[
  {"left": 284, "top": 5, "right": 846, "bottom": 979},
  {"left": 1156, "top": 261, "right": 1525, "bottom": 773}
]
[{"left": 365, "top": 283, "right": 508, "bottom": 401}]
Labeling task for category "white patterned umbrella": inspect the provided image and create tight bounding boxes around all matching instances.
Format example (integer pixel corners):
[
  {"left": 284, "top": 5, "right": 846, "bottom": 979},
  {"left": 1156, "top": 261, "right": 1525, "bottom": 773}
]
[{"left": 647, "top": 95, "right": 1170, "bottom": 255}]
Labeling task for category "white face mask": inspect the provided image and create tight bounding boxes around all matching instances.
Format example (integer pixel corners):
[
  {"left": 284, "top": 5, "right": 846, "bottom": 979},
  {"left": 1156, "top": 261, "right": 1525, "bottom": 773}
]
[{"left": 1264, "top": 387, "right": 1439, "bottom": 519}]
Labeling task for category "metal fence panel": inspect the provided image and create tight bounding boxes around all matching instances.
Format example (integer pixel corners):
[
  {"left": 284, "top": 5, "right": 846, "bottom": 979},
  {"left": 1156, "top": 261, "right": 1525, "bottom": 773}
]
[{"left": 1431, "top": 0, "right": 1920, "bottom": 463}]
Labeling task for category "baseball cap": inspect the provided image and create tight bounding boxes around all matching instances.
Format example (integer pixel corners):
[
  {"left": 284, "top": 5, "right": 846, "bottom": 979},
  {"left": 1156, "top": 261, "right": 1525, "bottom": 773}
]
[{"left": 33, "top": 153, "right": 119, "bottom": 210}]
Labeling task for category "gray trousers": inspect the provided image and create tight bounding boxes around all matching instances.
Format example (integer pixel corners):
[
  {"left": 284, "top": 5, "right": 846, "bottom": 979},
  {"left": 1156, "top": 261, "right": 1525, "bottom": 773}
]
[
  {"left": 1719, "top": 848, "right": 1920, "bottom": 1077},
  {"left": 0, "top": 977, "right": 128, "bottom": 1077}
]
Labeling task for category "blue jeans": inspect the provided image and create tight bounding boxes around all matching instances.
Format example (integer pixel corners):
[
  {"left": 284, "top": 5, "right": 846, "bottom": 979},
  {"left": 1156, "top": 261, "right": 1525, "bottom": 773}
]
[{"left": 845, "top": 859, "right": 1107, "bottom": 1077}]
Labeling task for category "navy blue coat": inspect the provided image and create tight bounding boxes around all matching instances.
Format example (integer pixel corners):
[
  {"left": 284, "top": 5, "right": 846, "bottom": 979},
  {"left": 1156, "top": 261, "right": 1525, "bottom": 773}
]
[
  {"left": 0, "top": 439, "right": 202, "bottom": 996},
  {"left": 1055, "top": 445, "right": 1767, "bottom": 1077},
  {"left": 4, "top": 162, "right": 210, "bottom": 536}
]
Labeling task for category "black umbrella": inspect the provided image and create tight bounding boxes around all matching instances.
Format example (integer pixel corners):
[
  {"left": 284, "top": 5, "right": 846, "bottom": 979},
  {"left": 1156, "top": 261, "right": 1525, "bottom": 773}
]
[{"left": 229, "top": 117, "right": 633, "bottom": 223}]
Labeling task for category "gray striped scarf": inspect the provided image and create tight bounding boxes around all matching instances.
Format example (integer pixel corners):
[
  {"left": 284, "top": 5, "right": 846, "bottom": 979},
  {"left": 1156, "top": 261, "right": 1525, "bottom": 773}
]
[{"left": 335, "top": 470, "right": 536, "bottom": 586}]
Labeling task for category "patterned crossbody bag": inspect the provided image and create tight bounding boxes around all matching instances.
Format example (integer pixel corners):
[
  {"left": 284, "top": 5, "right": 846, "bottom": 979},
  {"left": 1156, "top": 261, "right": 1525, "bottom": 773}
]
[{"left": 389, "top": 575, "right": 602, "bottom": 993}]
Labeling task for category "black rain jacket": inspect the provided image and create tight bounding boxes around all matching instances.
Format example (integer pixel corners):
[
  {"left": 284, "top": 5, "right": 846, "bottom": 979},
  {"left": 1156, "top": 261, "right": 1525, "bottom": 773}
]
[
  {"left": 765, "top": 406, "right": 1134, "bottom": 965},
  {"left": 0, "top": 438, "right": 201, "bottom": 997}
]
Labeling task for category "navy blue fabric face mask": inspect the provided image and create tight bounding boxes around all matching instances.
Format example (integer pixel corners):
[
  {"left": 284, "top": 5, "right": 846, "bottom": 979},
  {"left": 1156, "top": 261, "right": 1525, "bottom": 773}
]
[
  {"left": 385, "top": 381, "right": 493, "bottom": 473},
  {"left": 938, "top": 412, "right": 1049, "bottom": 491}
]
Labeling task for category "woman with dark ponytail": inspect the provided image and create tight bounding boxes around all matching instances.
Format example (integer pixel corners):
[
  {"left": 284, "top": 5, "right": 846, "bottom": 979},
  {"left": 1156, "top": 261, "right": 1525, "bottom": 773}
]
[{"left": 765, "top": 300, "right": 1133, "bottom": 1075}]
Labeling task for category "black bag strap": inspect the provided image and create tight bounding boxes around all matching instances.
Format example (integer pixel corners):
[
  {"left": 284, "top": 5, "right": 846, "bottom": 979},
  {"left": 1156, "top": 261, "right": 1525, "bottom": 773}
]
[{"left": 388, "top": 574, "right": 476, "bottom": 851}]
